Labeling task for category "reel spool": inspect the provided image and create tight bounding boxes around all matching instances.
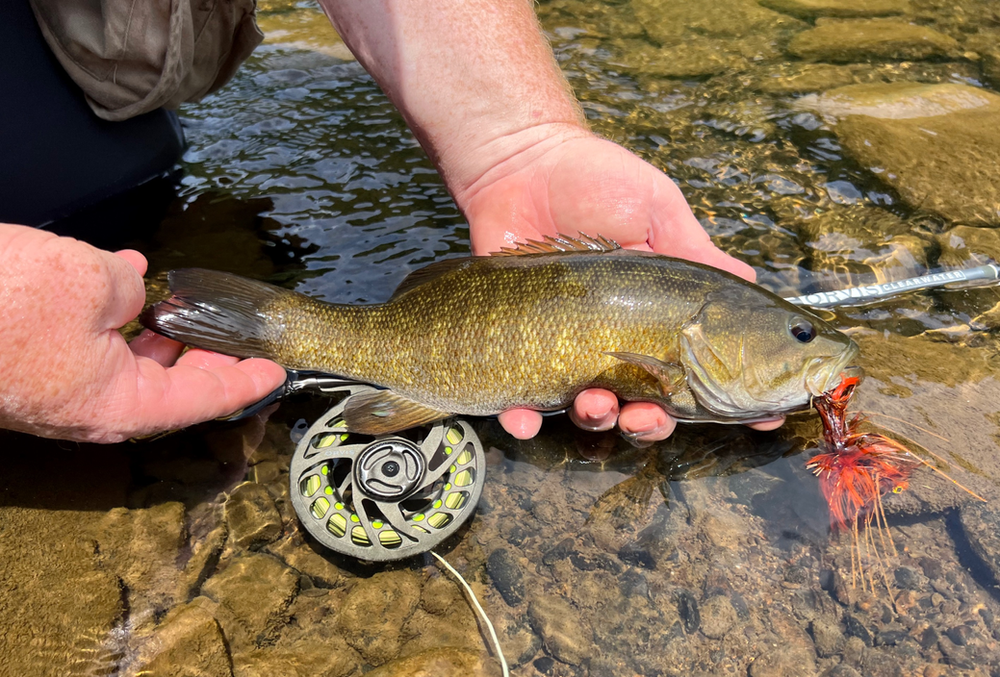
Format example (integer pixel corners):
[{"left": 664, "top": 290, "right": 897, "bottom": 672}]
[{"left": 289, "top": 386, "right": 486, "bottom": 561}]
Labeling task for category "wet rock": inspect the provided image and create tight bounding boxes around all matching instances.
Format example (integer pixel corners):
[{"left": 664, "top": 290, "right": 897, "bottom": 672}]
[
  {"left": 362, "top": 648, "right": 496, "bottom": 677},
  {"left": 699, "top": 595, "right": 738, "bottom": 639},
  {"left": 823, "top": 666, "right": 862, "bottom": 677},
  {"left": 894, "top": 566, "right": 922, "bottom": 590},
  {"left": 618, "top": 569, "right": 650, "bottom": 599},
  {"left": 957, "top": 502, "right": 1000, "bottom": 584},
  {"left": 129, "top": 599, "right": 231, "bottom": 677},
  {"left": 759, "top": 0, "right": 908, "bottom": 19},
  {"left": 946, "top": 624, "right": 974, "bottom": 646},
  {"left": 224, "top": 482, "right": 282, "bottom": 549},
  {"left": 267, "top": 534, "right": 350, "bottom": 588},
  {"left": 810, "top": 618, "right": 846, "bottom": 657},
  {"left": 421, "top": 574, "right": 463, "bottom": 616},
  {"left": 177, "top": 516, "right": 227, "bottom": 601},
  {"left": 749, "top": 644, "right": 818, "bottom": 677},
  {"left": 528, "top": 595, "right": 594, "bottom": 666},
  {"left": 618, "top": 542, "right": 656, "bottom": 570},
  {"left": 788, "top": 20, "right": 960, "bottom": 63},
  {"left": 757, "top": 64, "right": 857, "bottom": 94},
  {"left": 936, "top": 226, "right": 1000, "bottom": 268},
  {"left": 336, "top": 570, "right": 421, "bottom": 666},
  {"left": 676, "top": 589, "right": 701, "bottom": 634},
  {"left": 801, "top": 83, "right": 1000, "bottom": 225},
  {"left": 844, "top": 614, "right": 874, "bottom": 647},
  {"left": 202, "top": 552, "right": 299, "bottom": 650},
  {"left": 235, "top": 636, "right": 358, "bottom": 677},
  {"left": 497, "top": 617, "right": 542, "bottom": 669},
  {"left": 486, "top": 548, "right": 525, "bottom": 607},
  {"left": 841, "top": 636, "right": 866, "bottom": 666},
  {"left": 634, "top": 0, "right": 800, "bottom": 43}
]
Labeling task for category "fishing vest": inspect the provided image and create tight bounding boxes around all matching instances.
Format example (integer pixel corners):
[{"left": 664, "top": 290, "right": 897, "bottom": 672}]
[{"left": 29, "top": 0, "right": 263, "bottom": 121}]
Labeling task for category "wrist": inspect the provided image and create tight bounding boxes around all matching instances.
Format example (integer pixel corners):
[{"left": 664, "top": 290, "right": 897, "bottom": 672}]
[{"left": 448, "top": 121, "right": 592, "bottom": 212}]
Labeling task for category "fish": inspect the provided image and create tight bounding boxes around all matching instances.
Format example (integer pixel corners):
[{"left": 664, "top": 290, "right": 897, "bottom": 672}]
[{"left": 141, "top": 234, "right": 859, "bottom": 435}]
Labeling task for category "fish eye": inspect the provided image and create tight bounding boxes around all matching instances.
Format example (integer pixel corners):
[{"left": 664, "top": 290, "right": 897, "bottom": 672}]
[{"left": 789, "top": 317, "right": 816, "bottom": 343}]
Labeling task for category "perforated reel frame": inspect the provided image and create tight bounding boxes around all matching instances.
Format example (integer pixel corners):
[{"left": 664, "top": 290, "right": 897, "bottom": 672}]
[{"left": 289, "top": 387, "right": 486, "bottom": 561}]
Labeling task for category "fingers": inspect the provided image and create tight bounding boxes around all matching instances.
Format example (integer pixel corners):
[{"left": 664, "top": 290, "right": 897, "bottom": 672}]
[
  {"left": 569, "top": 389, "right": 619, "bottom": 431},
  {"left": 617, "top": 402, "right": 676, "bottom": 443},
  {"left": 129, "top": 330, "right": 184, "bottom": 367},
  {"left": 497, "top": 409, "right": 543, "bottom": 439},
  {"left": 114, "top": 249, "right": 148, "bottom": 276},
  {"left": 129, "top": 357, "right": 288, "bottom": 434},
  {"left": 175, "top": 348, "right": 241, "bottom": 370},
  {"left": 747, "top": 416, "right": 785, "bottom": 431},
  {"left": 96, "top": 247, "right": 148, "bottom": 330}
]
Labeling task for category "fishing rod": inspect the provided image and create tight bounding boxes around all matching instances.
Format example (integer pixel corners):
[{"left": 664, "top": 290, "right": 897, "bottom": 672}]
[{"left": 783, "top": 264, "right": 1000, "bottom": 308}]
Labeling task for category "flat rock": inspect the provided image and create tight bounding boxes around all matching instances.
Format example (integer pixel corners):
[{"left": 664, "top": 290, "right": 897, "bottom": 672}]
[
  {"left": 757, "top": 64, "right": 857, "bottom": 94},
  {"left": 699, "top": 595, "right": 738, "bottom": 639},
  {"left": 202, "top": 553, "right": 299, "bottom": 650},
  {"left": 234, "top": 636, "right": 359, "bottom": 677},
  {"left": 633, "top": 0, "right": 802, "bottom": 44},
  {"left": 788, "top": 20, "right": 960, "bottom": 62},
  {"left": 760, "top": 0, "right": 908, "bottom": 19},
  {"left": 363, "top": 648, "right": 498, "bottom": 677},
  {"left": 224, "top": 481, "right": 283, "bottom": 549},
  {"left": 129, "top": 599, "right": 232, "bottom": 677},
  {"left": 528, "top": 595, "right": 594, "bottom": 666},
  {"left": 800, "top": 83, "right": 1000, "bottom": 225},
  {"left": 958, "top": 502, "right": 1000, "bottom": 584},
  {"left": 486, "top": 547, "right": 526, "bottom": 607},
  {"left": 336, "top": 570, "right": 421, "bottom": 666}
]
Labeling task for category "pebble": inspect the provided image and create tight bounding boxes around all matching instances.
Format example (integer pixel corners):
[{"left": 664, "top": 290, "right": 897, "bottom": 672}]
[
  {"left": 528, "top": 595, "right": 594, "bottom": 666},
  {"left": 699, "top": 595, "right": 738, "bottom": 639},
  {"left": 486, "top": 547, "right": 525, "bottom": 607},
  {"left": 224, "top": 481, "right": 283, "bottom": 549},
  {"left": 894, "top": 566, "right": 922, "bottom": 591},
  {"left": 810, "top": 618, "right": 846, "bottom": 657},
  {"left": 823, "top": 665, "right": 862, "bottom": 677},
  {"left": 676, "top": 589, "right": 701, "bottom": 634},
  {"left": 843, "top": 614, "right": 873, "bottom": 647}
]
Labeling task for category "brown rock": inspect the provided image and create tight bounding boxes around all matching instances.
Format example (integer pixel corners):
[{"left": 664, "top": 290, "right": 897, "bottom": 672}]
[
  {"left": 202, "top": 553, "right": 299, "bottom": 650},
  {"left": 528, "top": 595, "right": 594, "bottom": 666},
  {"left": 129, "top": 599, "right": 232, "bottom": 677},
  {"left": 788, "top": 20, "right": 960, "bottom": 62},
  {"left": 336, "top": 570, "right": 421, "bottom": 665},
  {"left": 224, "top": 482, "right": 283, "bottom": 549},
  {"left": 234, "top": 636, "right": 359, "bottom": 677},
  {"left": 363, "top": 648, "right": 499, "bottom": 677},
  {"left": 759, "top": 0, "right": 908, "bottom": 19},
  {"left": 700, "top": 595, "right": 738, "bottom": 639}
]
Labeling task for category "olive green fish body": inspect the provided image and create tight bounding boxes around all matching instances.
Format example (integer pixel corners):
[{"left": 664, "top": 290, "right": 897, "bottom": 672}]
[{"left": 143, "top": 239, "right": 858, "bottom": 434}]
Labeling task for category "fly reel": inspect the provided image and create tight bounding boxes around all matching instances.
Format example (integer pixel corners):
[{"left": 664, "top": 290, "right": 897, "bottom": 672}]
[{"left": 289, "top": 386, "right": 486, "bottom": 561}]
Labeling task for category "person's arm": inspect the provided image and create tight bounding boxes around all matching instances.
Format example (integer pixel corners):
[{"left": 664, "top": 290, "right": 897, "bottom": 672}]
[
  {"left": 319, "top": 0, "right": 774, "bottom": 441},
  {"left": 0, "top": 224, "right": 286, "bottom": 443}
]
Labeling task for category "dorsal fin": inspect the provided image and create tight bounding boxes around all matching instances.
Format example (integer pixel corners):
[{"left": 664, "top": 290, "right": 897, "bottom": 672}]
[
  {"left": 493, "top": 232, "right": 621, "bottom": 257},
  {"left": 389, "top": 257, "right": 473, "bottom": 299}
]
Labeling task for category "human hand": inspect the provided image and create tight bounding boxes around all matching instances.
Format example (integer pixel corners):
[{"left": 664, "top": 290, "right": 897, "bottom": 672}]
[
  {"left": 458, "top": 131, "right": 783, "bottom": 442},
  {"left": 0, "top": 224, "right": 287, "bottom": 443}
]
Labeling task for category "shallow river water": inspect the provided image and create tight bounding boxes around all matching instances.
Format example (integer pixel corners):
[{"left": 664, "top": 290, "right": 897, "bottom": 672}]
[{"left": 5, "top": 1, "right": 1000, "bottom": 676}]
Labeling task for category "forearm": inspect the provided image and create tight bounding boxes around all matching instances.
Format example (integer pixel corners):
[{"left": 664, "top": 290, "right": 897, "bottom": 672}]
[{"left": 317, "top": 0, "right": 588, "bottom": 204}]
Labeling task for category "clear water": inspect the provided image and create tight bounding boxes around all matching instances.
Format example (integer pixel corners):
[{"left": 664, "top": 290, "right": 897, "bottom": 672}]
[{"left": 4, "top": 1, "right": 1000, "bottom": 676}]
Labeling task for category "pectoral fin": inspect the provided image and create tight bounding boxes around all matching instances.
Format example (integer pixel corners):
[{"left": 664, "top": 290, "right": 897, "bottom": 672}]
[
  {"left": 604, "top": 352, "right": 686, "bottom": 397},
  {"left": 342, "top": 390, "right": 452, "bottom": 435}
]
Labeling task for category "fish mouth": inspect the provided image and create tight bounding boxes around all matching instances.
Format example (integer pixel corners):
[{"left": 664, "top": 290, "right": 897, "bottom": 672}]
[{"left": 804, "top": 343, "right": 862, "bottom": 397}]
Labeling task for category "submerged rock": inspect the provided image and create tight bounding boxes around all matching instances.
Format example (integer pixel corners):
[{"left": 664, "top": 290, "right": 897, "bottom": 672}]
[
  {"left": 788, "top": 20, "right": 960, "bottom": 62},
  {"left": 362, "top": 648, "right": 498, "bottom": 677},
  {"left": 234, "top": 636, "right": 359, "bottom": 677},
  {"left": 759, "top": 0, "right": 908, "bottom": 19},
  {"left": 528, "top": 595, "right": 595, "bottom": 666},
  {"left": 224, "top": 481, "right": 283, "bottom": 549},
  {"left": 957, "top": 502, "right": 1000, "bottom": 585},
  {"left": 800, "top": 83, "right": 1000, "bottom": 225},
  {"left": 757, "top": 64, "right": 857, "bottom": 94},
  {"left": 129, "top": 599, "right": 232, "bottom": 677},
  {"left": 202, "top": 553, "right": 299, "bottom": 650},
  {"left": 336, "top": 570, "right": 421, "bottom": 666},
  {"left": 633, "top": 0, "right": 800, "bottom": 43},
  {"left": 486, "top": 547, "right": 526, "bottom": 607}
]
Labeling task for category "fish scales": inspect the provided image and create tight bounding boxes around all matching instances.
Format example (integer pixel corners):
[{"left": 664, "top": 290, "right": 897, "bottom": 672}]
[{"left": 143, "top": 240, "right": 858, "bottom": 433}]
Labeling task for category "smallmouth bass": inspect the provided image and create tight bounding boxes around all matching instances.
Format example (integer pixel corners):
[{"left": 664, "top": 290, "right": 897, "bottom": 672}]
[{"left": 142, "top": 235, "right": 858, "bottom": 434}]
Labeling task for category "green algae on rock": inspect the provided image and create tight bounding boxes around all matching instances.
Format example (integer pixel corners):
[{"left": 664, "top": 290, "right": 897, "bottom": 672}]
[
  {"left": 799, "top": 83, "right": 1000, "bottom": 226},
  {"left": 787, "top": 20, "right": 960, "bottom": 62},
  {"left": 759, "top": 0, "right": 909, "bottom": 19}
]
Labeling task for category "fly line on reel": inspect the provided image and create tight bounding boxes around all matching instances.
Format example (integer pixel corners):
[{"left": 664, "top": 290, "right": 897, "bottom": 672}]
[{"left": 289, "top": 385, "right": 486, "bottom": 561}]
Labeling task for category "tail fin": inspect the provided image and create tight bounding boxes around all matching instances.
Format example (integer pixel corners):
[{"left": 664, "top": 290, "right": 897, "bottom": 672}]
[{"left": 141, "top": 268, "right": 297, "bottom": 359}]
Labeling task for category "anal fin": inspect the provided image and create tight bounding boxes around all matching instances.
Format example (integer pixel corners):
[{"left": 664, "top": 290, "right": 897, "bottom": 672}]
[{"left": 342, "top": 390, "right": 452, "bottom": 435}]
